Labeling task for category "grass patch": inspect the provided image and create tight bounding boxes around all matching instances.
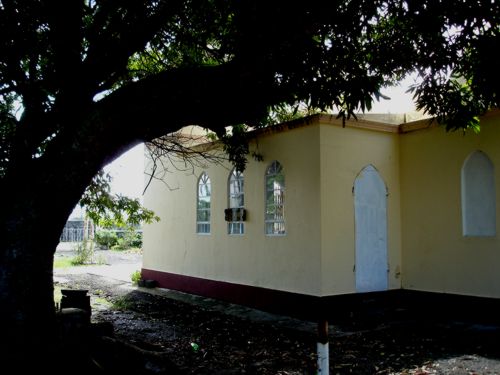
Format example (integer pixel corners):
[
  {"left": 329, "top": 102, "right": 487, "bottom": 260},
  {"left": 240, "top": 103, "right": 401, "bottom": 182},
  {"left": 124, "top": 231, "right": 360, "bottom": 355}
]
[
  {"left": 53, "top": 257, "right": 74, "bottom": 269},
  {"left": 93, "top": 297, "right": 112, "bottom": 309},
  {"left": 54, "top": 254, "right": 106, "bottom": 267},
  {"left": 111, "top": 296, "right": 134, "bottom": 310}
]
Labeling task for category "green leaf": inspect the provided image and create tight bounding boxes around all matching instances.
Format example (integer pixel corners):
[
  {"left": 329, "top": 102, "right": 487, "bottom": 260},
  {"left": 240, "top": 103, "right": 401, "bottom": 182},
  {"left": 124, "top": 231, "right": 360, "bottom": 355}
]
[{"left": 79, "top": 170, "right": 159, "bottom": 228}]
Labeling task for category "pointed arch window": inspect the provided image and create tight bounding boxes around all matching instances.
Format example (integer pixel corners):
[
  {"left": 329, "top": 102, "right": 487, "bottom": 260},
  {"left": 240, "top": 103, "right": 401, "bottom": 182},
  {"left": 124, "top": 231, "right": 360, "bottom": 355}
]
[
  {"left": 265, "top": 161, "right": 285, "bottom": 235},
  {"left": 461, "top": 150, "right": 496, "bottom": 237},
  {"left": 197, "top": 172, "right": 211, "bottom": 234},
  {"left": 228, "top": 168, "right": 245, "bottom": 235}
]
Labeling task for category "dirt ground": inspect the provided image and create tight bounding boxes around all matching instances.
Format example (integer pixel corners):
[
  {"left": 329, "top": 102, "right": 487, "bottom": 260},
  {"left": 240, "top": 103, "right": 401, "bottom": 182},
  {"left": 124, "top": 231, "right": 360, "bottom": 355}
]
[{"left": 54, "top": 249, "right": 500, "bottom": 374}]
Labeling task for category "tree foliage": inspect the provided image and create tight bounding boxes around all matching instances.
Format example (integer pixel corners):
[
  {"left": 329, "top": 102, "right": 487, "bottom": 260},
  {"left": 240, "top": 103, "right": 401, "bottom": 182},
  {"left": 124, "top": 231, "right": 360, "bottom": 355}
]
[
  {"left": 80, "top": 170, "right": 159, "bottom": 228},
  {"left": 0, "top": 0, "right": 499, "bottom": 362},
  {"left": 0, "top": 1, "right": 498, "bottom": 184},
  {"left": 0, "top": 3, "right": 498, "bottom": 163}
]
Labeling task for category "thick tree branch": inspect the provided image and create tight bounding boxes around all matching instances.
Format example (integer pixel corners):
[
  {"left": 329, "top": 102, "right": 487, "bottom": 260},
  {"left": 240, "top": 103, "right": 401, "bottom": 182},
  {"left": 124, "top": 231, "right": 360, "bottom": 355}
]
[
  {"left": 46, "top": 1, "right": 84, "bottom": 96},
  {"left": 83, "top": 0, "right": 183, "bottom": 92},
  {"left": 2, "top": 61, "right": 277, "bottom": 237},
  {"left": 95, "top": 62, "right": 276, "bottom": 145}
]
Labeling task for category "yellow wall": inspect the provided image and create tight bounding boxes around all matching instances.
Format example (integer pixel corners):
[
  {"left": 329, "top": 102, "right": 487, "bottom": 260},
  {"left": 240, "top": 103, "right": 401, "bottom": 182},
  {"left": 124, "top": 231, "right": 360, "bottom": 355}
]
[
  {"left": 319, "top": 124, "right": 402, "bottom": 295},
  {"left": 400, "top": 114, "right": 500, "bottom": 298},
  {"left": 143, "top": 125, "right": 323, "bottom": 296},
  {"left": 144, "top": 112, "right": 500, "bottom": 300}
]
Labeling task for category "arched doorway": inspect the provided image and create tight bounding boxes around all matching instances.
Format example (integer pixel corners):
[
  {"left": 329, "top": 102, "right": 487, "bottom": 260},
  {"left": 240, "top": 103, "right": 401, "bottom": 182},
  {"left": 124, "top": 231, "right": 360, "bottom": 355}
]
[{"left": 354, "top": 165, "right": 388, "bottom": 293}]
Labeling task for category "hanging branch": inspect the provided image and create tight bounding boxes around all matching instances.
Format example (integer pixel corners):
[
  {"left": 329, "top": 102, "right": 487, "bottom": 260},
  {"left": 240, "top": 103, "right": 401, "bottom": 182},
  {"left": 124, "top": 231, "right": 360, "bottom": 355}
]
[{"left": 144, "top": 128, "right": 231, "bottom": 194}]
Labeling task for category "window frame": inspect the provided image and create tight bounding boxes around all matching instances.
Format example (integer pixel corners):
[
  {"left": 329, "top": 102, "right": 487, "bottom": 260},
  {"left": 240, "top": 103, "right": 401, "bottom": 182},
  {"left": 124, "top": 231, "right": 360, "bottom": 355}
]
[
  {"left": 227, "top": 168, "right": 245, "bottom": 235},
  {"left": 196, "top": 172, "right": 211, "bottom": 234},
  {"left": 265, "top": 160, "right": 286, "bottom": 236}
]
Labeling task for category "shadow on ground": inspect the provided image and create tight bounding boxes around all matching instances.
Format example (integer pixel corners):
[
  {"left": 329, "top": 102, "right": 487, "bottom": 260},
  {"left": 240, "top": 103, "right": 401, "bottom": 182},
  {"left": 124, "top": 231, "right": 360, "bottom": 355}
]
[
  {"left": 55, "top": 271, "right": 500, "bottom": 374},
  {"left": 53, "top": 248, "right": 500, "bottom": 374}
]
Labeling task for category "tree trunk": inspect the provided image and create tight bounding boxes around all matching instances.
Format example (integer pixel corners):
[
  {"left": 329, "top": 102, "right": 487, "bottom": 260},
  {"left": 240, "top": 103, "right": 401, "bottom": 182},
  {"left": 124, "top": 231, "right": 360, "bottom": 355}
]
[
  {"left": 0, "top": 132, "right": 103, "bottom": 367},
  {"left": 0, "top": 204, "right": 65, "bottom": 368},
  {"left": 0, "top": 63, "right": 275, "bottom": 368}
]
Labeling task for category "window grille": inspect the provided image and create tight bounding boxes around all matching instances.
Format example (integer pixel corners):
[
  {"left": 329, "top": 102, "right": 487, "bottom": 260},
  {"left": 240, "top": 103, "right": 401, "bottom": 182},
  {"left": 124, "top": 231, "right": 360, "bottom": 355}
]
[
  {"left": 265, "top": 161, "right": 285, "bottom": 235},
  {"left": 197, "top": 172, "right": 211, "bottom": 234},
  {"left": 228, "top": 168, "right": 245, "bottom": 235}
]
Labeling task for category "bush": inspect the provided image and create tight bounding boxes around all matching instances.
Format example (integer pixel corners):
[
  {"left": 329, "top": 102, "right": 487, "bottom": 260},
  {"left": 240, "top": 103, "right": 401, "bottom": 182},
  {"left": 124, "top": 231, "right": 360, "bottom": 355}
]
[
  {"left": 113, "top": 229, "right": 142, "bottom": 250},
  {"left": 131, "top": 270, "right": 142, "bottom": 285},
  {"left": 126, "top": 230, "right": 142, "bottom": 248},
  {"left": 71, "top": 239, "right": 95, "bottom": 265},
  {"left": 95, "top": 230, "right": 118, "bottom": 250}
]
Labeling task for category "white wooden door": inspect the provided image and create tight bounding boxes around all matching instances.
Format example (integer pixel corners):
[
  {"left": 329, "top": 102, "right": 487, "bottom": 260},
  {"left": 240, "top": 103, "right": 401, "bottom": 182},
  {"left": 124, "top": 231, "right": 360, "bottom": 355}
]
[{"left": 354, "top": 165, "right": 388, "bottom": 293}]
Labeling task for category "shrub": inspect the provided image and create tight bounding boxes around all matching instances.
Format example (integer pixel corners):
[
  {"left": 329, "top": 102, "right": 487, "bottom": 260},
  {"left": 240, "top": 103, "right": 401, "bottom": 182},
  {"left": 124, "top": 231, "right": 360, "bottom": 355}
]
[
  {"left": 95, "top": 230, "right": 119, "bottom": 250},
  {"left": 131, "top": 270, "right": 142, "bottom": 285},
  {"left": 113, "top": 229, "right": 142, "bottom": 250},
  {"left": 71, "top": 239, "right": 95, "bottom": 265}
]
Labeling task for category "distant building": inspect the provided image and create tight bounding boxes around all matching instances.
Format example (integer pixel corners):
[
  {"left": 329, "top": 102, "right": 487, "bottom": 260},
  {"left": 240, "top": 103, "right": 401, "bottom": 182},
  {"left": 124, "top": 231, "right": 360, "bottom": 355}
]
[{"left": 59, "top": 205, "right": 91, "bottom": 242}]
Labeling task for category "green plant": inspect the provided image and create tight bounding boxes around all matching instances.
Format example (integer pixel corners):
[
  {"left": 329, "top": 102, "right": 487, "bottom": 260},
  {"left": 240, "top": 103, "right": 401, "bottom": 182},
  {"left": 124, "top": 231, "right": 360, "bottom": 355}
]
[
  {"left": 113, "top": 228, "right": 142, "bottom": 250},
  {"left": 128, "top": 231, "right": 143, "bottom": 248},
  {"left": 71, "top": 239, "right": 95, "bottom": 265},
  {"left": 53, "top": 257, "right": 73, "bottom": 269},
  {"left": 131, "top": 270, "right": 142, "bottom": 285},
  {"left": 81, "top": 170, "right": 159, "bottom": 229},
  {"left": 92, "top": 297, "right": 112, "bottom": 309},
  {"left": 111, "top": 296, "right": 134, "bottom": 310},
  {"left": 95, "top": 230, "right": 119, "bottom": 249}
]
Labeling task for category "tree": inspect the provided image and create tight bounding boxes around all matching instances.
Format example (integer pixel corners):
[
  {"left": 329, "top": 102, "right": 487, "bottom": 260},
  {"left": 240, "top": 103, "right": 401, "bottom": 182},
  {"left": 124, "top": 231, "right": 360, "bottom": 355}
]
[
  {"left": 65, "top": 170, "right": 159, "bottom": 264},
  {"left": 0, "top": 0, "right": 498, "bottom": 367},
  {"left": 81, "top": 170, "right": 159, "bottom": 229}
]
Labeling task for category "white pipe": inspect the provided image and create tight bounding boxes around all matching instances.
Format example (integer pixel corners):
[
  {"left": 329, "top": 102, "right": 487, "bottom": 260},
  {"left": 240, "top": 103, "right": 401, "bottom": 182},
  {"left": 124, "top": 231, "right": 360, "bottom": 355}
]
[{"left": 317, "top": 342, "right": 329, "bottom": 375}]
